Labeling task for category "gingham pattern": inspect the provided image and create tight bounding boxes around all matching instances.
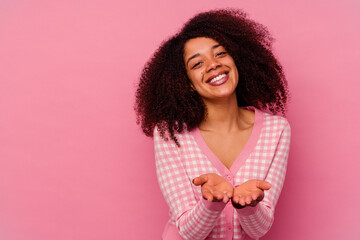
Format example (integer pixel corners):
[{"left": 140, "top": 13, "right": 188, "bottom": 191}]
[{"left": 154, "top": 111, "right": 291, "bottom": 240}]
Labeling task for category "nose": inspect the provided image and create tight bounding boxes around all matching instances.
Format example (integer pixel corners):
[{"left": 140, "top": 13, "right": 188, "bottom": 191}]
[{"left": 205, "top": 57, "right": 221, "bottom": 72}]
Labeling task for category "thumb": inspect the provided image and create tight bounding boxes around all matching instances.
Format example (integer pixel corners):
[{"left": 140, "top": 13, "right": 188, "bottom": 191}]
[
  {"left": 256, "top": 180, "right": 272, "bottom": 190},
  {"left": 192, "top": 174, "right": 209, "bottom": 186}
]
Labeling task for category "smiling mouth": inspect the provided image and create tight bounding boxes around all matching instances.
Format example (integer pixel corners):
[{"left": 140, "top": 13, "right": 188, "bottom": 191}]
[{"left": 207, "top": 72, "right": 228, "bottom": 84}]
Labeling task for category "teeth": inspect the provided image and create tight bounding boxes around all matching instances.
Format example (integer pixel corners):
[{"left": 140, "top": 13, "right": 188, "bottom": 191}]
[{"left": 209, "top": 74, "right": 226, "bottom": 83}]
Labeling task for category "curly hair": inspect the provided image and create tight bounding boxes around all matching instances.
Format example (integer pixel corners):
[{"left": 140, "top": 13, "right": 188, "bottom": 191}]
[{"left": 135, "top": 8, "right": 289, "bottom": 146}]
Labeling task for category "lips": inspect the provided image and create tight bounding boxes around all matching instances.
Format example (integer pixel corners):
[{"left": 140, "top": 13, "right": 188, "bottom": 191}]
[
  {"left": 206, "top": 71, "right": 228, "bottom": 83},
  {"left": 206, "top": 71, "right": 229, "bottom": 86}
]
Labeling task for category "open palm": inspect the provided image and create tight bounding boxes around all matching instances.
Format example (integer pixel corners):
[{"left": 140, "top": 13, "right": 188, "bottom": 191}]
[
  {"left": 193, "top": 173, "right": 233, "bottom": 203},
  {"left": 232, "top": 180, "right": 271, "bottom": 208}
]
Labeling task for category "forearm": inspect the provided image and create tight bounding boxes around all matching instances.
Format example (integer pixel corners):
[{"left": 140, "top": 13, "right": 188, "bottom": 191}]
[
  {"left": 235, "top": 122, "right": 291, "bottom": 238},
  {"left": 176, "top": 198, "right": 226, "bottom": 240},
  {"left": 154, "top": 127, "right": 226, "bottom": 239},
  {"left": 236, "top": 203, "right": 274, "bottom": 239}
]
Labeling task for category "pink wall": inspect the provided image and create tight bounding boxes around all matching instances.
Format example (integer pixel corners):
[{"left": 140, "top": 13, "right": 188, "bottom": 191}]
[{"left": 1, "top": 0, "right": 359, "bottom": 239}]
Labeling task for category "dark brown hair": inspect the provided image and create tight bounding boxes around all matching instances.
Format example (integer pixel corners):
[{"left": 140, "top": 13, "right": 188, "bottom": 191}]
[{"left": 135, "top": 9, "right": 289, "bottom": 146}]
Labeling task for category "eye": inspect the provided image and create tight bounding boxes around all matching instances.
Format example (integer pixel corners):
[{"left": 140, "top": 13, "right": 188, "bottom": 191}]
[
  {"left": 216, "top": 51, "right": 227, "bottom": 57},
  {"left": 191, "top": 62, "right": 202, "bottom": 69}
]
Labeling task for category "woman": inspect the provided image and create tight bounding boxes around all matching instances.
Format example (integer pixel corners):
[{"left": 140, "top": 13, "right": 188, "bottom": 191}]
[{"left": 135, "top": 9, "right": 290, "bottom": 240}]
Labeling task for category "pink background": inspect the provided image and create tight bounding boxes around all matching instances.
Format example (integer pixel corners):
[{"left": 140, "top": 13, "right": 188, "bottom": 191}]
[{"left": 1, "top": 0, "right": 359, "bottom": 239}]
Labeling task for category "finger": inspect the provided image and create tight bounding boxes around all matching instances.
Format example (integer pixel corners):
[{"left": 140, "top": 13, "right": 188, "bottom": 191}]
[
  {"left": 193, "top": 174, "right": 209, "bottom": 186},
  {"left": 245, "top": 196, "right": 253, "bottom": 205},
  {"left": 239, "top": 197, "right": 246, "bottom": 206},
  {"left": 252, "top": 192, "right": 259, "bottom": 201},
  {"left": 232, "top": 198, "right": 245, "bottom": 209},
  {"left": 226, "top": 191, "right": 233, "bottom": 199},
  {"left": 256, "top": 180, "right": 272, "bottom": 190},
  {"left": 223, "top": 190, "right": 232, "bottom": 203},
  {"left": 212, "top": 190, "right": 224, "bottom": 200},
  {"left": 202, "top": 188, "right": 214, "bottom": 201},
  {"left": 202, "top": 186, "right": 217, "bottom": 202},
  {"left": 221, "top": 191, "right": 228, "bottom": 203},
  {"left": 256, "top": 191, "right": 265, "bottom": 202}
]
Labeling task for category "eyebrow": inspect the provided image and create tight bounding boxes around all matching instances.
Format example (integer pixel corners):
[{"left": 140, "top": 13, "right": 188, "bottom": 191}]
[{"left": 186, "top": 44, "right": 221, "bottom": 67}]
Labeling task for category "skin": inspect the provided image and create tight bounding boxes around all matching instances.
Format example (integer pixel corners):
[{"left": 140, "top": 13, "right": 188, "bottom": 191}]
[
  {"left": 184, "top": 37, "right": 271, "bottom": 208},
  {"left": 184, "top": 37, "right": 239, "bottom": 104}
]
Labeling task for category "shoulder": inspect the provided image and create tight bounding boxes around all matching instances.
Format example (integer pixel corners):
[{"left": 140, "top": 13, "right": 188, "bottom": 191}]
[
  {"left": 262, "top": 111, "right": 290, "bottom": 129},
  {"left": 257, "top": 110, "right": 291, "bottom": 138},
  {"left": 256, "top": 111, "right": 291, "bottom": 150},
  {"left": 153, "top": 125, "right": 194, "bottom": 148}
]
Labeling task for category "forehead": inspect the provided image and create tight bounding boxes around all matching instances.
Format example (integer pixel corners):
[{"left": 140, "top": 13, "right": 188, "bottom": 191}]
[{"left": 183, "top": 37, "right": 221, "bottom": 56}]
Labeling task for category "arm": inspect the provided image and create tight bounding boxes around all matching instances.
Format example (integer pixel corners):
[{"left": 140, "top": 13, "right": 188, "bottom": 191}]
[
  {"left": 154, "top": 128, "right": 227, "bottom": 240},
  {"left": 235, "top": 122, "right": 291, "bottom": 238}
]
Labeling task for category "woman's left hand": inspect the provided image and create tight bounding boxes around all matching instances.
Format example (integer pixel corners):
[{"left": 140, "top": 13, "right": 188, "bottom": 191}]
[{"left": 231, "top": 180, "right": 271, "bottom": 208}]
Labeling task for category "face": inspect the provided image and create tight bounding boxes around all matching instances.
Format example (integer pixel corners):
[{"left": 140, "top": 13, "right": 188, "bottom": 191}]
[{"left": 183, "top": 37, "right": 239, "bottom": 102}]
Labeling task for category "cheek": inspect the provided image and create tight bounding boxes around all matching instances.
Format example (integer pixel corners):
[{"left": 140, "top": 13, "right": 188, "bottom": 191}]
[
  {"left": 229, "top": 61, "right": 239, "bottom": 80},
  {"left": 187, "top": 72, "right": 203, "bottom": 86},
  {"left": 234, "top": 67, "right": 239, "bottom": 79}
]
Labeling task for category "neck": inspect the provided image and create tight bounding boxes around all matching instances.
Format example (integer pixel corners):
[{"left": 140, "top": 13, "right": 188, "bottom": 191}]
[{"left": 200, "top": 94, "right": 241, "bottom": 133}]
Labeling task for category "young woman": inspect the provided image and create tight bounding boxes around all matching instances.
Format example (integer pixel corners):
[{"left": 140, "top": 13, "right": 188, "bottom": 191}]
[{"left": 135, "top": 9, "right": 290, "bottom": 240}]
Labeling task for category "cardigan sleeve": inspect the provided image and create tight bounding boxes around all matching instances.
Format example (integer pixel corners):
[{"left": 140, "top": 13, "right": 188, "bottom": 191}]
[
  {"left": 154, "top": 127, "right": 226, "bottom": 240},
  {"left": 235, "top": 122, "right": 291, "bottom": 239}
]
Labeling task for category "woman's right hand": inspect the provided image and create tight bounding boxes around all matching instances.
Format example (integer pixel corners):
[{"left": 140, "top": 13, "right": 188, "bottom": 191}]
[{"left": 193, "top": 173, "right": 233, "bottom": 203}]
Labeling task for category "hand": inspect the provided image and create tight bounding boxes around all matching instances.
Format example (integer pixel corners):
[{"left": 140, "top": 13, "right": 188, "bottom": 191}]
[
  {"left": 193, "top": 173, "right": 233, "bottom": 203},
  {"left": 231, "top": 180, "right": 271, "bottom": 208}
]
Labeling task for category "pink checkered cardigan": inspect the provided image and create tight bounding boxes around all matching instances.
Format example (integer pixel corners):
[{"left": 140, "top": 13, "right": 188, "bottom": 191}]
[{"left": 154, "top": 107, "right": 291, "bottom": 240}]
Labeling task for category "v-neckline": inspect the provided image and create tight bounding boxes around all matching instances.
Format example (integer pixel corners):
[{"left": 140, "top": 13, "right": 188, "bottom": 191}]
[{"left": 190, "top": 106, "right": 264, "bottom": 175}]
